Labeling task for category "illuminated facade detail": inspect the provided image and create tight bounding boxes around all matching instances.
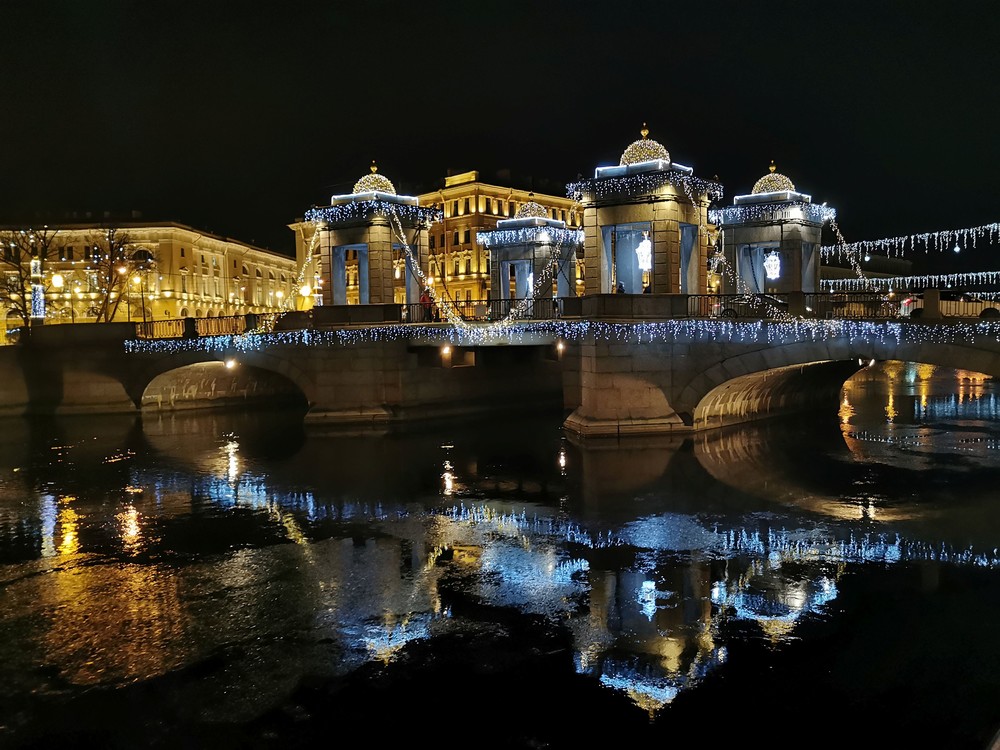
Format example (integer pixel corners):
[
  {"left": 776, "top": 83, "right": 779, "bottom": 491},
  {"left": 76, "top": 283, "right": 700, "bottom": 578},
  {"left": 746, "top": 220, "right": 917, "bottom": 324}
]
[
  {"left": 763, "top": 250, "right": 781, "bottom": 280},
  {"left": 352, "top": 160, "right": 396, "bottom": 196},
  {"left": 635, "top": 232, "right": 652, "bottom": 272},
  {"left": 571, "top": 125, "right": 721, "bottom": 295},
  {"left": 620, "top": 123, "right": 670, "bottom": 166},
  {"left": 751, "top": 160, "right": 796, "bottom": 195}
]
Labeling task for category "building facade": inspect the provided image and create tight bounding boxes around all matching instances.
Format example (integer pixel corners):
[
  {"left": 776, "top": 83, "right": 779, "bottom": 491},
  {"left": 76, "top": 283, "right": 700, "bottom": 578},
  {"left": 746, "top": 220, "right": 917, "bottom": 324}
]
[{"left": 1, "top": 222, "right": 298, "bottom": 330}]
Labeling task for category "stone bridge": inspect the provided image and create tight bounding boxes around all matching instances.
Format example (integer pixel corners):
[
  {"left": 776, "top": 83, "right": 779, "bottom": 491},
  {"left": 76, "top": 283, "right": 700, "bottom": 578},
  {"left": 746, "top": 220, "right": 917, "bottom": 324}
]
[{"left": 3, "top": 317, "right": 1000, "bottom": 435}]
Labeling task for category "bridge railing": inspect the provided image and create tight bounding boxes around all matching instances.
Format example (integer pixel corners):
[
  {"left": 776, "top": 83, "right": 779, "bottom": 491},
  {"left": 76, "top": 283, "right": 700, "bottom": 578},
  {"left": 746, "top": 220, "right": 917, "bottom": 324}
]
[
  {"left": 402, "top": 298, "right": 561, "bottom": 323},
  {"left": 687, "top": 292, "right": 903, "bottom": 320},
  {"left": 804, "top": 292, "right": 901, "bottom": 320},
  {"left": 134, "top": 314, "right": 272, "bottom": 340}
]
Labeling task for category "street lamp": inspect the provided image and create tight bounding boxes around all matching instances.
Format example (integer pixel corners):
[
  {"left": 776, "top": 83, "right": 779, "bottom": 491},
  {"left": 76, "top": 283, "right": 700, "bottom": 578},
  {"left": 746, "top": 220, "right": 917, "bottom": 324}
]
[{"left": 117, "top": 265, "right": 129, "bottom": 321}]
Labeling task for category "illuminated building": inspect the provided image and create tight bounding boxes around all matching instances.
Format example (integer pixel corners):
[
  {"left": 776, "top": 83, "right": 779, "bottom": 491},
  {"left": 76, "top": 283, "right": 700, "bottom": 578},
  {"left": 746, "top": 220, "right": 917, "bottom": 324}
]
[{"left": 1, "top": 221, "right": 298, "bottom": 328}]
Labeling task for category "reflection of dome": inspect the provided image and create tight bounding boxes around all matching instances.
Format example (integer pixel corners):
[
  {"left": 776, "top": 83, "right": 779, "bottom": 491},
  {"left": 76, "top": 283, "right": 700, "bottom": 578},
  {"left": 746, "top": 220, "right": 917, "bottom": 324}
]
[
  {"left": 620, "top": 123, "right": 670, "bottom": 166},
  {"left": 353, "top": 160, "right": 396, "bottom": 195},
  {"left": 515, "top": 194, "right": 547, "bottom": 219},
  {"left": 752, "top": 161, "right": 795, "bottom": 194}
]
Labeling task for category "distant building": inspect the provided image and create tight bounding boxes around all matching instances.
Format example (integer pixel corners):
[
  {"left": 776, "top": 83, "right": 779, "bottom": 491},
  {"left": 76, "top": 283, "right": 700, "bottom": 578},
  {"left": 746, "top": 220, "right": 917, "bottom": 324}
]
[{"left": 0, "top": 221, "right": 298, "bottom": 329}]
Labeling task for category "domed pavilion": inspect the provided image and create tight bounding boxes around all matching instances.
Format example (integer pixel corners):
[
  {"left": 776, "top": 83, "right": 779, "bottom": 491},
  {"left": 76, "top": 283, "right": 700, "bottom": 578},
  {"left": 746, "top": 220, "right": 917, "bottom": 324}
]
[
  {"left": 295, "top": 161, "right": 441, "bottom": 313},
  {"left": 567, "top": 124, "right": 722, "bottom": 297},
  {"left": 709, "top": 161, "right": 836, "bottom": 299}
]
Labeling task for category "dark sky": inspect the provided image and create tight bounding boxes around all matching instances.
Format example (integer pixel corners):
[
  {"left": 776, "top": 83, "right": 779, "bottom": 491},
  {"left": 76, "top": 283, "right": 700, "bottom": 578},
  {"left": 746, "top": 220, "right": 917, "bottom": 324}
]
[{"left": 2, "top": 1, "right": 997, "bottom": 275}]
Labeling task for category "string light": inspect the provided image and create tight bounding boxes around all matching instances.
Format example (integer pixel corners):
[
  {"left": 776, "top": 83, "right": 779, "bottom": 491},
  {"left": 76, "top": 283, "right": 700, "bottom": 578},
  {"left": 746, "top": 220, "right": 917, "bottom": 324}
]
[
  {"left": 304, "top": 200, "right": 441, "bottom": 226},
  {"left": 823, "top": 270, "right": 1000, "bottom": 293},
  {"left": 709, "top": 202, "right": 835, "bottom": 225},
  {"left": 124, "top": 317, "right": 1000, "bottom": 356},
  {"left": 819, "top": 221, "right": 1000, "bottom": 261},
  {"left": 567, "top": 170, "right": 723, "bottom": 204}
]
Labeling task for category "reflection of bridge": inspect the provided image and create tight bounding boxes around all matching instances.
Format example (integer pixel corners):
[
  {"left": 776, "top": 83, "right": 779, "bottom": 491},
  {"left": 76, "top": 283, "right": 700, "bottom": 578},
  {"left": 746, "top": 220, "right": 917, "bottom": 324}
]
[{"left": 6, "top": 294, "right": 1000, "bottom": 434}]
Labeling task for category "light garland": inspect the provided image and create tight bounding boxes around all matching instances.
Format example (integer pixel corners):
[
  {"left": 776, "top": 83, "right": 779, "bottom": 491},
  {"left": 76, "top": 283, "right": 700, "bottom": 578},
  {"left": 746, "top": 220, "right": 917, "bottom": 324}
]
[
  {"left": 819, "top": 221, "right": 1000, "bottom": 260},
  {"left": 823, "top": 270, "right": 1000, "bottom": 293},
  {"left": 567, "top": 171, "right": 723, "bottom": 204},
  {"left": 476, "top": 227, "right": 584, "bottom": 248},
  {"left": 710, "top": 202, "right": 836, "bottom": 226},
  {"left": 304, "top": 200, "right": 442, "bottom": 226}
]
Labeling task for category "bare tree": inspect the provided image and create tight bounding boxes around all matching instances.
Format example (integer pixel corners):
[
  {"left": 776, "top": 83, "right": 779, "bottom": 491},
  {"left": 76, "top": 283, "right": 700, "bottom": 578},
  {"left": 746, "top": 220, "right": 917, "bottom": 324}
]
[
  {"left": 0, "top": 226, "right": 63, "bottom": 329},
  {"left": 85, "top": 227, "right": 156, "bottom": 323}
]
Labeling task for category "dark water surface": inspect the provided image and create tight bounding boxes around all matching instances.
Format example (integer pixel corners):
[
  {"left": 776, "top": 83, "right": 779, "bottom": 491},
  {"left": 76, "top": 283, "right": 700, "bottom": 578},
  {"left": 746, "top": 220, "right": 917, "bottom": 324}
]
[{"left": 2, "top": 361, "right": 1000, "bottom": 749}]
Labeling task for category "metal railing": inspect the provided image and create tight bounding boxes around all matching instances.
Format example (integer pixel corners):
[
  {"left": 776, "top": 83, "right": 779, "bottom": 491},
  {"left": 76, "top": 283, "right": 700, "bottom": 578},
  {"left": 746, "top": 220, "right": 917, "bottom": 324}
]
[
  {"left": 402, "top": 298, "right": 562, "bottom": 323},
  {"left": 133, "top": 313, "right": 279, "bottom": 340}
]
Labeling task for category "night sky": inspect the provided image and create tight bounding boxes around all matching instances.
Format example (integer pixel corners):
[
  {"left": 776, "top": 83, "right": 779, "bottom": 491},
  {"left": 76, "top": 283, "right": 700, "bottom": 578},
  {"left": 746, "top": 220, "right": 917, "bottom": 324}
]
[{"left": 2, "top": 1, "right": 997, "bottom": 274}]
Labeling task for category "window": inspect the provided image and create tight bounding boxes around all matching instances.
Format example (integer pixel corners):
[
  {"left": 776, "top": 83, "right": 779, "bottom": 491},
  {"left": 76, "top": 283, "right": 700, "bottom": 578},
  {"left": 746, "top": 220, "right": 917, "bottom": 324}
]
[
  {"left": 463, "top": 229, "right": 471, "bottom": 244},
  {"left": 440, "top": 233, "right": 445, "bottom": 248},
  {"left": 429, "top": 235, "right": 436, "bottom": 250},
  {"left": 453, "top": 231, "right": 459, "bottom": 245},
  {"left": 452, "top": 200, "right": 459, "bottom": 216},
  {"left": 466, "top": 290, "right": 471, "bottom": 303},
  {"left": 180, "top": 247, "right": 186, "bottom": 257},
  {"left": 465, "top": 258, "right": 471, "bottom": 274},
  {"left": 453, "top": 259, "right": 459, "bottom": 276},
  {"left": 464, "top": 198, "right": 470, "bottom": 214}
]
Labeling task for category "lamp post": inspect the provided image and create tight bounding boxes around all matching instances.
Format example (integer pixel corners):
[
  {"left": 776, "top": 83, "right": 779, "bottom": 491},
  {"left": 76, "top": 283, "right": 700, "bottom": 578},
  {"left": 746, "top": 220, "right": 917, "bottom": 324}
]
[{"left": 117, "top": 265, "right": 129, "bottom": 321}]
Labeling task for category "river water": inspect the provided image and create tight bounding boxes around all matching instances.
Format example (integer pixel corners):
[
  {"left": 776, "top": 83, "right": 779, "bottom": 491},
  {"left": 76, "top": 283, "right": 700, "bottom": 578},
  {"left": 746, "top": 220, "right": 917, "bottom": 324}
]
[{"left": 2, "top": 361, "right": 1000, "bottom": 749}]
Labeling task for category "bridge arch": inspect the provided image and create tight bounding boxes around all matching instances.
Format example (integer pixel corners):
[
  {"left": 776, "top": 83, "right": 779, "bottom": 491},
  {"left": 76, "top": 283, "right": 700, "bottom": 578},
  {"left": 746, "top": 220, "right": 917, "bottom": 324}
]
[
  {"left": 128, "top": 349, "right": 314, "bottom": 412},
  {"left": 681, "top": 335, "right": 1000, "bottom": 431}
]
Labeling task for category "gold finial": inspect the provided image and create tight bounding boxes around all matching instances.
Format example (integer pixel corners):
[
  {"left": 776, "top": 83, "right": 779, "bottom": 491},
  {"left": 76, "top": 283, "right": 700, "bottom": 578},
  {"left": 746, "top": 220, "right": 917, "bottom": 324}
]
[
  {"left": 640, "top": 123, "right": 649, "bottom": 139},
  {"left": 370, "top": 160, "right": 378, "bottom": 174},
  {"left": 769, "top": 160, "right": 776, "bottom": 173}
]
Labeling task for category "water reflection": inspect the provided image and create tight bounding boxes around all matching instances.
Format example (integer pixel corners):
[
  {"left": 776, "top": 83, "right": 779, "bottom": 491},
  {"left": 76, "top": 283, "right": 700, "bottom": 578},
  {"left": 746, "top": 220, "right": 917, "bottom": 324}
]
[{"left": 1, "top": 362, "right": 1000, "bottom": 746}]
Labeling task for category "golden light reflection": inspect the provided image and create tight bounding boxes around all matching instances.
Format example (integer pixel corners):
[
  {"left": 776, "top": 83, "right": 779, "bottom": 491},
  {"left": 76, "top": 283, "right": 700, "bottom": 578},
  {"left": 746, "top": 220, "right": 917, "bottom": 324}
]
[
  {"left": 885, "top": 392, "right": 897, "bottom": 422},
  {"left": 40, "top": 561, "right": 188, "bottom": 686},
  {"left": 117, "top": 505, "right": 141, "bottom": 553},
  {"left": 58, "top": 502, "right": 80, "bottom": 556},
  {"left": 442, "top": 459, "right": 455, "bottom": 495},
  {"left": 838, "top": 394, "right": 854, "bottom": 424}
]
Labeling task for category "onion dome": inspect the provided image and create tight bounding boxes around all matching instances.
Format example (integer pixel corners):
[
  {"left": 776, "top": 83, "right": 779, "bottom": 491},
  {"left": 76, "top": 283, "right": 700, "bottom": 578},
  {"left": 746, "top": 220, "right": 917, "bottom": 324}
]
[
  {"left": 352, "top": 160, "right": 396, "bottom": 195},
  {"left": 751, "top": 160, "right": 795, "bottom": 194},
  {"left": 620, "top": 123, "right": 670, "bottom": 166},
  {"left": 515, "top": 193, "right": 548, "bottom": 219}
]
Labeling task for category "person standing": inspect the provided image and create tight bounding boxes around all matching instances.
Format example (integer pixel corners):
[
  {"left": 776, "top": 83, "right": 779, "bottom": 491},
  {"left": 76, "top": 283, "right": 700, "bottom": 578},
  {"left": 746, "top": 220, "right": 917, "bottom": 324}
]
[{"left": 419, "top": 288, "right": 432, "bottom": 322}]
